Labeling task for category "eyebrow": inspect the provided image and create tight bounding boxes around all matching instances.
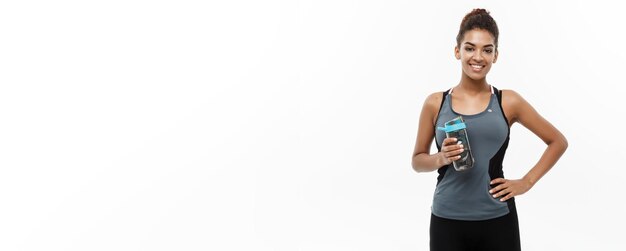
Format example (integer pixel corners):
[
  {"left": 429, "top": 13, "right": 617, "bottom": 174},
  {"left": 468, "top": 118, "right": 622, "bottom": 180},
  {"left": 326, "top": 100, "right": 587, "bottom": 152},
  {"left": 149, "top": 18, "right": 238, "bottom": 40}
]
[{"left": 464, "top": 42, "right": 494, "bottom": 48}]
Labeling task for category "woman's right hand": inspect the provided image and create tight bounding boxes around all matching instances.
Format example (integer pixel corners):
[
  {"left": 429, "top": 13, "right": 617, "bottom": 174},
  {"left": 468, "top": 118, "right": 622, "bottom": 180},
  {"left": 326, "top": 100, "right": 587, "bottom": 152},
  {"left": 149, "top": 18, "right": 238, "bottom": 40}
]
[{"left": 438, "top": 137, "right": 464, "bottom": 166}]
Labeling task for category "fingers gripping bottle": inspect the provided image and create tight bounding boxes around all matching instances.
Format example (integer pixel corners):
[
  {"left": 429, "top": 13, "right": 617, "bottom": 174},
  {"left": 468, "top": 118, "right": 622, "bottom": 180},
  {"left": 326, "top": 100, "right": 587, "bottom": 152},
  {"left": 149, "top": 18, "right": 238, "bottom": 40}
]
[{"left": 437, "top": 116, "right": 475, "bottom": 171}]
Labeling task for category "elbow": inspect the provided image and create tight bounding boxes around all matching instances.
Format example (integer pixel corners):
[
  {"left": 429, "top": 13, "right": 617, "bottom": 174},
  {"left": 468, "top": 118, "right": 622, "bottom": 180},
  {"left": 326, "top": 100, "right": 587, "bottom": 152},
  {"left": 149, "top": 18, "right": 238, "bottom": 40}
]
[
  {"left": 411, "top": 153, "right": 429, "bottom": 173},
  {"left": 553, "top": 134, "right": 568, "bottom": 154},
  {"left": 411, "top": 156, "right": 421, "bottom": 173},
  {"left": 412, "top": 166, "right": 427, "bottom": 173},
  {"left": 546, "top": 133, "right": 568, "bottom": 153},
  {"left": 411, "top": 159, "right": 420, "bottom": 173},
  {"left": 560, "top": 133, "right": 569, "bottom": 152}
]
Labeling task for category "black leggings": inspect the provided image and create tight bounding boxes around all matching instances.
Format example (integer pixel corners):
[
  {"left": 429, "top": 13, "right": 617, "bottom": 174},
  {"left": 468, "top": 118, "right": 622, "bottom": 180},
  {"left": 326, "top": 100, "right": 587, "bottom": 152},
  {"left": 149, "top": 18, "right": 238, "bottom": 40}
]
[{"left": 430, "top": 206, "right": 521, "bottom": 251}]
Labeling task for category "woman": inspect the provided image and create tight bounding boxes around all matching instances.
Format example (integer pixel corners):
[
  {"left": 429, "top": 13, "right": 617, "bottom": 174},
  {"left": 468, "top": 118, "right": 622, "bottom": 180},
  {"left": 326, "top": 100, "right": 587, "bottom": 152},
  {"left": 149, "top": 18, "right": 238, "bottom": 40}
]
[{"left": 411, "top": 9, "right": 568, "bottom": 251}]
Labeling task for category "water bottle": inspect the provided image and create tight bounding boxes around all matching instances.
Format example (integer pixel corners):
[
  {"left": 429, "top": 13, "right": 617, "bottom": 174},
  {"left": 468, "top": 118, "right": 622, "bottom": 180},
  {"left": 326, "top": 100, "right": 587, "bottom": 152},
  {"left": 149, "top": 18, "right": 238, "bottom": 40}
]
[{"left": 437, "top": 116, "right": 474, "bottom": 171}]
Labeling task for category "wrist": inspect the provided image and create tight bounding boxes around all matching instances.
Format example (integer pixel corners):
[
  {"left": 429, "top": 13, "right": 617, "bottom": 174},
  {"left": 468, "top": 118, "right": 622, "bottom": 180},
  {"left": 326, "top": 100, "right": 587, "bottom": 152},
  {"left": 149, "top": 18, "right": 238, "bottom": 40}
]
[
  {"left": 435, "top": 152, "right": 446, "bottom": 167},
  {"left": 522, "top": 176, "right": 536, "bottom": 187}
]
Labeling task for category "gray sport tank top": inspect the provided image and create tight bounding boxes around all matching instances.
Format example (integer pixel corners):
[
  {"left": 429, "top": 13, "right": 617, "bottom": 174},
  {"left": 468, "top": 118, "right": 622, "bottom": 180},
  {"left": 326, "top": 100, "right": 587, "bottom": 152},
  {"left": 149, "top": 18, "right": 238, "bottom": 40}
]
[{"left": 433, "top": 85, "right": 513, "bottom": 220}]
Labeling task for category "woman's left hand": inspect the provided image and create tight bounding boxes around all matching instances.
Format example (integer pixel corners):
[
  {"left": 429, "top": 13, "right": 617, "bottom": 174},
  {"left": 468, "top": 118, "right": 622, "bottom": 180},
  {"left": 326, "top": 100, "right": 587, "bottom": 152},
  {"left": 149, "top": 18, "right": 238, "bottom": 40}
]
[{"left": 489, "top": 178, "right": 533, "bottom": 202}]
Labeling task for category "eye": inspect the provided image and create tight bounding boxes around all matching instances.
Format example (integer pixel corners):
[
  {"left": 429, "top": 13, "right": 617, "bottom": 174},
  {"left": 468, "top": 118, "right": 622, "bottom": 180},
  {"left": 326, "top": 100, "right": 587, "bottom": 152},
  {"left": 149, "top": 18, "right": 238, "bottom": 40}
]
[
  {"left": 484, "top": 49, "right": 493, "bottom": 53},
  {"left": 465, "top": 47, "right": 474, "bottom": 52}
]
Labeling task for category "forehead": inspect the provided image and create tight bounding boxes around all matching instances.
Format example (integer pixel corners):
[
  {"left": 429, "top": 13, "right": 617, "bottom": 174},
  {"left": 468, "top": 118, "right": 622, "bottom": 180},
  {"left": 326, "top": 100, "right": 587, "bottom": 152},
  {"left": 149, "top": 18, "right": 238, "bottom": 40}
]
[{"left": 461, "top": 29, "right": 495, "bottom": 46}]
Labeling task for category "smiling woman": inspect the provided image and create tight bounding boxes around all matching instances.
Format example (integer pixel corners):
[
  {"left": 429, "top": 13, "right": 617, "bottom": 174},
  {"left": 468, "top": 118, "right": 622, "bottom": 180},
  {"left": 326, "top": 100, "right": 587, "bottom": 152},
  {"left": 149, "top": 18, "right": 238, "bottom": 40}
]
[{"left": 411, "top": 8, "right": 568, "bottom": 251}]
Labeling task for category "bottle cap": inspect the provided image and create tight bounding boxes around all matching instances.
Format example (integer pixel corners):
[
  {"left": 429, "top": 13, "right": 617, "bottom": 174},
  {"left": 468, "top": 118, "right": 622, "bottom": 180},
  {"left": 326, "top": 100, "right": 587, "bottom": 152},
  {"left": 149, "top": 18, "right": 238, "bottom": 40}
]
[{"left": 437, "top": 122, "right": 466, "bottom": 133}]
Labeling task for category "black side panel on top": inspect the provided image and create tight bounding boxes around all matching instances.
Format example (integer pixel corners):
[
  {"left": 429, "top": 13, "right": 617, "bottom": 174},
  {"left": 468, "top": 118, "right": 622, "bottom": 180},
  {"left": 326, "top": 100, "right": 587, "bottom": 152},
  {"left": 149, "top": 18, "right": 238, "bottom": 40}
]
[{"left": 434, "top": 90, "right": 451, "bottom": 185}]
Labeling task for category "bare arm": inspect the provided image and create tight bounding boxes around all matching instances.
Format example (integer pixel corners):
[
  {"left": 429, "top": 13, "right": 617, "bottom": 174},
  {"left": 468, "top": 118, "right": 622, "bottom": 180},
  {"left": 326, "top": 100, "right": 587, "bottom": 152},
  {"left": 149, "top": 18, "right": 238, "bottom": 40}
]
[
  {"left": 411, "top": 93, "right": 464, "bottom": 172},
  {"left": 490, "top": 90, "right": 568, "bottom": 201}
]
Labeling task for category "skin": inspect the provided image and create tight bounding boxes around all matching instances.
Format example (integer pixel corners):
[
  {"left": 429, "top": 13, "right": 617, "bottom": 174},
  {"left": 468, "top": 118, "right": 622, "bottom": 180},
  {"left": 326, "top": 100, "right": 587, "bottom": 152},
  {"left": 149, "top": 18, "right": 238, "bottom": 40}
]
[{"left": 411, "top": 28, "right": 568, "bottom": 202}]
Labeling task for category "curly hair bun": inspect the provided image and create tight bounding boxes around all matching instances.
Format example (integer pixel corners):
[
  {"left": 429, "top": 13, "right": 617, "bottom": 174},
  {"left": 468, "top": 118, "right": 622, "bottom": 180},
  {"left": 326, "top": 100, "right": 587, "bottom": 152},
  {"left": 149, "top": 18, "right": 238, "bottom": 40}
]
[{"left": 456, "top": 8, "right": 499, "bottom": 50}]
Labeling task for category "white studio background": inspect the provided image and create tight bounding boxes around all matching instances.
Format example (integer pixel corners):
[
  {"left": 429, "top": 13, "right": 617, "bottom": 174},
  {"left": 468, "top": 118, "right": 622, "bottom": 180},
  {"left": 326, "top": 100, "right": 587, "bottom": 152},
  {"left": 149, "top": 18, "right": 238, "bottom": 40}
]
[{"left": 0, "top": 1, "right": 622, "bottom": 251}]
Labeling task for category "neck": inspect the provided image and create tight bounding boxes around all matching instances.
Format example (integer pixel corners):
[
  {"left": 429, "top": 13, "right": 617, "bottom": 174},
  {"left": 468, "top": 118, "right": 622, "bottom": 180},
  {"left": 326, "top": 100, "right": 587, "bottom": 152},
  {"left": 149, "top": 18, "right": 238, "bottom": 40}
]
[{"left": 456, "top": 73, "right": 490, "bottom": 95}]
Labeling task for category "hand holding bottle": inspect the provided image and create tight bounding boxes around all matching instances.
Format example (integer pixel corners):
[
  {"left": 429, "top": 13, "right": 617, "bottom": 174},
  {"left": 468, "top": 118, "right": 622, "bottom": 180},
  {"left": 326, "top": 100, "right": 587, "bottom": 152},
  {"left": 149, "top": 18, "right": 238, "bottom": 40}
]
[{"left": 439, "top": 137, "right": 464, "bottom": 166}]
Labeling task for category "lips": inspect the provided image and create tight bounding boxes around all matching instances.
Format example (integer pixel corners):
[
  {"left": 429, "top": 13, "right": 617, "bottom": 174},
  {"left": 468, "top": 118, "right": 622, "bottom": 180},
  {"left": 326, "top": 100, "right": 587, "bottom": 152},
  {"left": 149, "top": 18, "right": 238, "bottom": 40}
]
[{"left": 470, "top": 64, "right": 484, "bottom": 72}]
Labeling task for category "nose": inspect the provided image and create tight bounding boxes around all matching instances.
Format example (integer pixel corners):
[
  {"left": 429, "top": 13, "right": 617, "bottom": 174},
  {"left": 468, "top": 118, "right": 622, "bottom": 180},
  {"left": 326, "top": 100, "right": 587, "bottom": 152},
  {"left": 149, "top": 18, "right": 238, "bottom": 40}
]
[{"left": 471, "top": 51, "right": 484, "bottom": 62}]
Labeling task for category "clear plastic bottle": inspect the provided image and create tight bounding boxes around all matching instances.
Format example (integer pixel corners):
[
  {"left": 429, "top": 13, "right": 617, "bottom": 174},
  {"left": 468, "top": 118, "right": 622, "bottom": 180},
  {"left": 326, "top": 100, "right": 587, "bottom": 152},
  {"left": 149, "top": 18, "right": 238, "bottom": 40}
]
[{"left": 438, "top": 116, "right": 474, "bottom": 171}]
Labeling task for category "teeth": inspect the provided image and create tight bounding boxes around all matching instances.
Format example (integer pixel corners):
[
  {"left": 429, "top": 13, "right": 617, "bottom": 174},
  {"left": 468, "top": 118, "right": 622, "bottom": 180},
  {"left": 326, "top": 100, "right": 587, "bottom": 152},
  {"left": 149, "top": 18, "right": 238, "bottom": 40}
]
[{"left": 470, "top": 64, "right": 483, "bottom": 69}]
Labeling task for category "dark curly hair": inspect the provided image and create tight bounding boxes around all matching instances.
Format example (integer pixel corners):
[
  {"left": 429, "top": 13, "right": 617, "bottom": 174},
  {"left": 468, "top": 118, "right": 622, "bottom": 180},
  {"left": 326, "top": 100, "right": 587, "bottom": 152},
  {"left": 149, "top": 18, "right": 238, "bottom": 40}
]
[{"left": 456, "top": 8, "right": 499, "bottom": 51}]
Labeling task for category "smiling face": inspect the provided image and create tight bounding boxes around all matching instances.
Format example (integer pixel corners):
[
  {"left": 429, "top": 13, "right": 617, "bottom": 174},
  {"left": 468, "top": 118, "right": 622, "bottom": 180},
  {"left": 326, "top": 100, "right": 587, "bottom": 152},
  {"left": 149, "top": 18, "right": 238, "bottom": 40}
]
[{"left": 455, "top": 28, "right": 498, "bottom": 81}]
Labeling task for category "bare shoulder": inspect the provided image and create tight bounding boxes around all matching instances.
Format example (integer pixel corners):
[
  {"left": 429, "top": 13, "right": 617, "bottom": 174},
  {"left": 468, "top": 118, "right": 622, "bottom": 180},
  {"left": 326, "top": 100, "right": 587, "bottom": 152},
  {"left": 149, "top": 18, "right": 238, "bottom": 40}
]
[
  {"left": 420, "top": 91, "right": 445, "bottom": 125},
  {"left": 500, "top": 89, "right": 524, "bottom": 105},
  {"left": 424, "top": 91, "right": 444, "bottom": 108},
  {"left": 500, "top": 89, "right": 538, "bottom": 124},
  {"left": 421, "top": 91, "right": 445, "bottom": 116},
  {"left": 502, "top": 89, "right": 522, "bottom": 101}
]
